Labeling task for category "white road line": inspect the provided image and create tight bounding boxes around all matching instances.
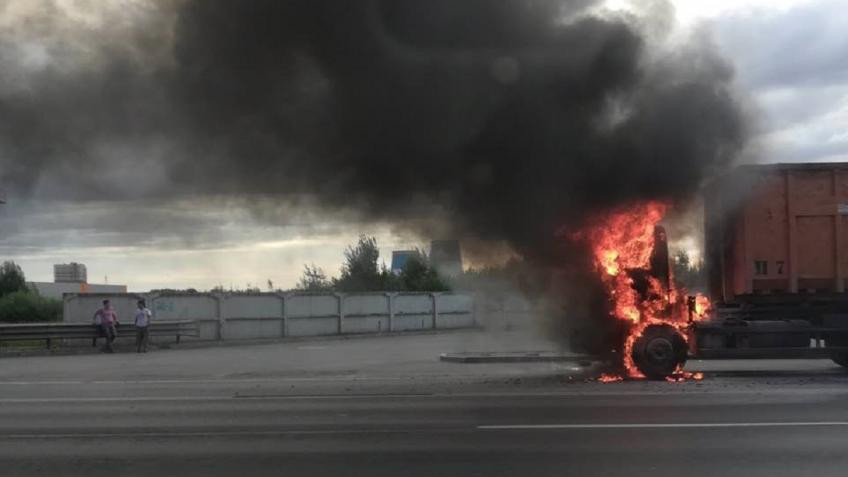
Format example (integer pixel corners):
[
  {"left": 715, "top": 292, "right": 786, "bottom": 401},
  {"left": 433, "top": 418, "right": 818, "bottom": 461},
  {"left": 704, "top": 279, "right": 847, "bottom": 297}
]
[
  {"left": 478, "top": 422, "right": 848, "bottom": 430},
  {"left": 4, "top": 422, "right": 847, "bottom": 440}
]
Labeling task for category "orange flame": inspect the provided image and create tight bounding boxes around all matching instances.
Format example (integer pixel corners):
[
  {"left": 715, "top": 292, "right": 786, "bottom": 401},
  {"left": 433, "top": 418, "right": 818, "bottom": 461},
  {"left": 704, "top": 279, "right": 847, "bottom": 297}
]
[
  {"left": 575, "top": 201, "right": 710, "bottom": 380},
  {"left": 598, "top": 374, "right": 624, "bottom": 383}
]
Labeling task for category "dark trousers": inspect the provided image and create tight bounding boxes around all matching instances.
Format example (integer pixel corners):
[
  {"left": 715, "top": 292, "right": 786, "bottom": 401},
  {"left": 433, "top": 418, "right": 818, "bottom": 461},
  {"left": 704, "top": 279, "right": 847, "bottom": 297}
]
[
  {"left": 136, "top": 327, "right": 149, "bottom": 352},
  {"left": 100, "top": 323, "right": 117, "bottom": 352}
]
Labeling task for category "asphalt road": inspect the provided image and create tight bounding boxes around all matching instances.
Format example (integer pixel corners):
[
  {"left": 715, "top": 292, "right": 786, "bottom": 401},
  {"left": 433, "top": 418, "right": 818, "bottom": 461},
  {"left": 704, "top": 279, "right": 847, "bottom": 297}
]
[{"left": 2, "top": 331, "right": 848, "bottom": 476}]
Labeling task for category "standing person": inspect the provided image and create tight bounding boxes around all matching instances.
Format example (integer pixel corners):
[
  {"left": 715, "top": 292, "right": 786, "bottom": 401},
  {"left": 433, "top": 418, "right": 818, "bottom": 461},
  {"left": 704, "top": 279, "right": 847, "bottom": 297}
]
[
  {"left": 93, "top": 299, "right": 118, "bottom": 353},
  {"left": 134, "top": 299, "right": 152, "bottom": 353}
]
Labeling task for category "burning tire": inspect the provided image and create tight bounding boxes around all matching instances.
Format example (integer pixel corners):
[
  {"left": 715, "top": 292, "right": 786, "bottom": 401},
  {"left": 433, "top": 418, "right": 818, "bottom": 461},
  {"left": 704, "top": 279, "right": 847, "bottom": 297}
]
[
  {"left": 825, "top": 334, "right": 848, "bottom": 368},
  {"left": 630, "top": 324, "right": 687, "bottom": 380}
]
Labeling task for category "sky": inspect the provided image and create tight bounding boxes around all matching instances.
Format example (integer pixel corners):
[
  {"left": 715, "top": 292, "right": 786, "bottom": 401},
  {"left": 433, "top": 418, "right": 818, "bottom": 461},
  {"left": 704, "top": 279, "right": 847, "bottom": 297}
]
[{"left": 1, "top": 0, "right": 845, "bottom": 291}]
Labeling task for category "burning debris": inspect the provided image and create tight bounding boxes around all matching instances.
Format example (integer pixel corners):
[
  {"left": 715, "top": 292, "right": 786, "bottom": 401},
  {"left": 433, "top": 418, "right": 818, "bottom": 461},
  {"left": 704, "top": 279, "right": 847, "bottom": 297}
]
[{"left": 571, "top": 201, "right": 711, "bottom": 380}]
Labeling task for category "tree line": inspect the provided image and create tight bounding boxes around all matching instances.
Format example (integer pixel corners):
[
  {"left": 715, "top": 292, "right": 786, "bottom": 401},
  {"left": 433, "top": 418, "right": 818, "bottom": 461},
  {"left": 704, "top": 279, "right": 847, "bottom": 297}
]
[
  {"left": 0, "top": 261, "right": 63, "bottom": 323},
  {"left": 296, "top": 235, "right": 450, "bottom": 292}
]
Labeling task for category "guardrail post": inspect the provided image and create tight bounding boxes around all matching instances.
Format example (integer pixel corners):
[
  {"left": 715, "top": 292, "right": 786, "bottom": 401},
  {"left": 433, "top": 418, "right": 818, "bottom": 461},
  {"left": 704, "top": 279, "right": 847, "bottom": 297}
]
[{"left": 336, "top": 293, "right": 345, "bottom": 335}]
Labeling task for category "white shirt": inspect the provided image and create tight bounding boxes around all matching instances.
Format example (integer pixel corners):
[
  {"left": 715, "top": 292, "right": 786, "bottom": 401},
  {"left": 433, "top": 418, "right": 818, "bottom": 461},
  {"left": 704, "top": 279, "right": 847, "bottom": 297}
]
[{"left": 134, "top": 308, "right": 152, "bottom": 327}]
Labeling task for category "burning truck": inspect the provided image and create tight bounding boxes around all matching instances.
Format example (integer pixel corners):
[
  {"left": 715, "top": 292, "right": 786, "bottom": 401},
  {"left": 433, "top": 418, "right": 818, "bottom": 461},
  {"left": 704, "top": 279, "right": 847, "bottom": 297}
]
[{"left": 570, "top": 162, "right": 848, "bottom": 380}]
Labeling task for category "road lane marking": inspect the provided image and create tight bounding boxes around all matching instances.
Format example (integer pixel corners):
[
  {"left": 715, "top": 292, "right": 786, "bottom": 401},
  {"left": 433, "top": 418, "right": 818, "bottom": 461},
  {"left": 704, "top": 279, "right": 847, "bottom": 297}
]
[
  {"left": 4, "top": 422, "right": 847, "bottom": 440},
  {"left": 478, "top": 422, "right": 848, "bottom": 430}
]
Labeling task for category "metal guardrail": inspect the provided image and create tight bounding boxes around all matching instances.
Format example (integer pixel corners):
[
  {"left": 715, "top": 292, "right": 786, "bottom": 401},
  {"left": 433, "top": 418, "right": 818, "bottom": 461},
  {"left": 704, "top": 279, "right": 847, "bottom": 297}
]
[{"left": 0, "top": 320, "right": 199, "bottom": 348}]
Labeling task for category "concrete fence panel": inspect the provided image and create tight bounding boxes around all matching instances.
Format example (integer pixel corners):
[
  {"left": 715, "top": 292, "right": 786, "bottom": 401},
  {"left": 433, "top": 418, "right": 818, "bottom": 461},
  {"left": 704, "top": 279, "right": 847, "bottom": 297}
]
[
  {"left": 435, "top": 294, "right": 475, "bottom": 329},
  {"left": 342, "top": 294, "right": 390, "bottom": 334},
  {"left": 151, "top": 294, "right": 222, "bottom": 340},
  {"left": 393, "top": 294, "right": 434, "bottom": 331},
  {"left": 151, "top": 295, "right": 219, "bottom": 321},
  {"left": 286, "top": 294, "right": 340, "bottom": 337},
  {"left": 474, "top": 293, "right": 538, "bottom": 330},
  {"left": 189, "top": 320, "right": 221, "bottom": 341},
  {"left": 63, "top": 291, "right": 477, "bottom": 341},
  {"left": 221, "top": 294, "right": 283, "bottom": 319},
  {"left": 63, "top": 293, "right": 145, "bottom": 323},
  {"left": 221, "top": 294, "right": 284, "bottom": 340},
  {"left": 286, "top": 294, "right": 338, "bottom": 318}
]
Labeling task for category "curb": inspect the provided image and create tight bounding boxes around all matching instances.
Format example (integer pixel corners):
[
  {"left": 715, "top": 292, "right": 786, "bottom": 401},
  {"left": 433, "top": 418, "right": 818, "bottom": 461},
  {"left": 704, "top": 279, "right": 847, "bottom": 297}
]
[{"left": 440, "top": 351, "right": 597, "bottom": 364}]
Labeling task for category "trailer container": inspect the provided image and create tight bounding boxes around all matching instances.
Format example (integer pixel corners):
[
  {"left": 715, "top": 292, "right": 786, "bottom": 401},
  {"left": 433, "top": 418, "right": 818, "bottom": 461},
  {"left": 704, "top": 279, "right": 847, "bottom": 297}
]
[
  {"left": 569, "top": 163, "right": 848, "bottom": 378},
  {"left": 617, "top": 163, "right": 848, "bottom": 378},
  {"left": 691, "top": 163, "right": 848, "bottom": 367},
  {"left": 705, "top": 162, "right": 848, "bottom": 300}
]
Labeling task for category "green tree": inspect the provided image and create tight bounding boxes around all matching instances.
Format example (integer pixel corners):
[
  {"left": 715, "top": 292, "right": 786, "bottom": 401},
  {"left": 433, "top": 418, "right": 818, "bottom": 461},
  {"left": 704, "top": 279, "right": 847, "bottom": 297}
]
[
  {"left": 297, "top": 264, "right": 332, "bottom": 292},
  {"left": 0, "top": 261, "right": 27, "bottom": 298},
  {"left": 399, "top": 252, "right": 450, "bottom": 292},
  {"left": 0, "top": 290, "right": 63, "bottom": 323},
  {"left": 333, "top": 235, "right": 382, "bottom": 291}
]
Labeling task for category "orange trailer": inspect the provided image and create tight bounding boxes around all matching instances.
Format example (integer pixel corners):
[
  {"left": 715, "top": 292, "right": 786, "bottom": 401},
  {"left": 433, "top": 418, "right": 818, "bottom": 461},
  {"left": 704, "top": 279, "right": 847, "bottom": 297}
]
[{"left": 698, "top": 163, "right": 848, "bottom": 364}]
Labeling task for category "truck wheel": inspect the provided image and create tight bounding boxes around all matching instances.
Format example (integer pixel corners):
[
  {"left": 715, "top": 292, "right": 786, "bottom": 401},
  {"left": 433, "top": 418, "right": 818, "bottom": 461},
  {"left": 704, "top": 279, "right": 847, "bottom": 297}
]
[
  {"left": 826, "top": 334, "right": 848, "bottom": 368},
  {"left": 631, "top": 324, "right": 688, "bottom": 380},
  {"left": 831, "top": 353, "right": 848, "bottom": 368}
]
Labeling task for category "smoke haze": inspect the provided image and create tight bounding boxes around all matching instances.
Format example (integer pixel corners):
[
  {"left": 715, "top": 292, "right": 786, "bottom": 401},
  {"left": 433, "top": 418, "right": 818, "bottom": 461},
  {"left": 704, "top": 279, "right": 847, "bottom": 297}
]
[{"left": 0, "top": 0, "right": 747, "bottom": 266}]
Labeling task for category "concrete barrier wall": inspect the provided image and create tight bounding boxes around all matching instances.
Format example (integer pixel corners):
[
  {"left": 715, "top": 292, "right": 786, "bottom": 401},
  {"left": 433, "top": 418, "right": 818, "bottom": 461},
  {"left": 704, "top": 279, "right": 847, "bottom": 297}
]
[
  {"left": 63, "top": 293, "right": 146, "bottom": 324},
  {"left": 152, "top": 295, "right": 218, "bottom": 321},
  {"left": 473, "top": 293, "right": 538, "bottom": 330},
  {"left": 287, "top": 317, "right": 339, "bottom": 337},
  {"left": 438, "top": 294, "right": 475, "bottom": 329},
  {"left": 63, "top": 292, "right": 476, "bottom": 341},
  {"left": 393, "top": 294, "right": 434, "bottom": 331},
  {"left": 193, "top": 319, "right": 220, "bottom": 341}
]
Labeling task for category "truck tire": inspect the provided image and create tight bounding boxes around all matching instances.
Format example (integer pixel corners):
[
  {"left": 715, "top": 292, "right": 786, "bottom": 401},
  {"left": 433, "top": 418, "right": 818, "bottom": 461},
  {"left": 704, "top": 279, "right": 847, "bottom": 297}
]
[
  {"left": 631, "top": 324, "right": 688, "bottom": 380},
  {"left": 832, "top": 354, "right": 848, "bottom": 368},
  {"left": 826, "top": 334, "right": 848, "bottom": 368}
]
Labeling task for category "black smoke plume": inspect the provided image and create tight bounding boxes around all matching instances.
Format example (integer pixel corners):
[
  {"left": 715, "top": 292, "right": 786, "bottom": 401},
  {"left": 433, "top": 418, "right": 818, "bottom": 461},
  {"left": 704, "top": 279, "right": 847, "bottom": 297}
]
[{"left": 1, "top": 0, "right": 746, "bottom": 268}]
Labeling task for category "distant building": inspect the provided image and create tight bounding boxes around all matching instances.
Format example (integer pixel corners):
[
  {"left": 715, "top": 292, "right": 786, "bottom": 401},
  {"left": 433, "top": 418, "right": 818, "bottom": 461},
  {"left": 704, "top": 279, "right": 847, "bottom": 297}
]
[
  {"left": 29, "top": 282, "right": 127, "bottom": 300},
  {"left": 28, "top": 263, "right": 126, "bottom": 299},
  {"left": 54, "top": 263, "right": 87, "bottom": 283},
  {"left": 391, "top": 250, "right": 417, "bottom": 275},
  {"left": 430, "top": 240, "right": 462, "bottom": 277}
]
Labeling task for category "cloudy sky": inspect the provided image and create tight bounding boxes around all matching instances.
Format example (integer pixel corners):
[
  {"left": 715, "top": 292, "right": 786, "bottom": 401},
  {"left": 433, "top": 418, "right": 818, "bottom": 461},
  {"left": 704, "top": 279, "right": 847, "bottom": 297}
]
[{"left": 0, "top": 0, "right": 845, "bottom": 291}]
